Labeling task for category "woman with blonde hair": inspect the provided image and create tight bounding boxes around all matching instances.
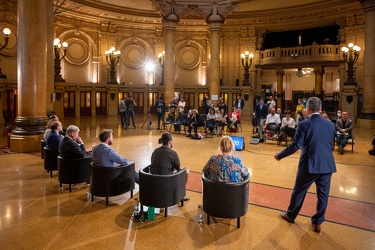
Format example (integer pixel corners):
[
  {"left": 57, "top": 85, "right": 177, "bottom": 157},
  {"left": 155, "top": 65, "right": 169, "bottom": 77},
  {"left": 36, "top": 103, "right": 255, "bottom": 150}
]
[{"left": 202, "top": 136, "right": 248, "bottom": 182}]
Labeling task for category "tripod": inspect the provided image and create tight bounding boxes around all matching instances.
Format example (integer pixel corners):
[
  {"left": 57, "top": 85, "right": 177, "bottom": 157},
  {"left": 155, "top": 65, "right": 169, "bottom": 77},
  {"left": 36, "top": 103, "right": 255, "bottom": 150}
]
[
  {"left": 142, "top": 109, "right": 154, "bottom": 130},
  {"left": 142, "top": 83, "right": 154, "bottom": 130}
]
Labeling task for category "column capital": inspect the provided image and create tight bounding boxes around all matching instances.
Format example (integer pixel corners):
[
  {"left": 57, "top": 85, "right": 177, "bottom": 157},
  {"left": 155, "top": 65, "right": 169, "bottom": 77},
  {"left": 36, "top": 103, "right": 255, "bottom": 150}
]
[
  {"left": 208, "top": 22, "right": 223, "bottom": 31},
  {"left": 360, "top": 0, "right": 375, "bottom": 12},
  {"left": 276, "top": 68, "right": 284, "bottom": 76},
  {"left": 163, "top": 21, "right": 178, "bottom": 30},
  {"left": 314, "top": 66, "right": 325, "bottom": 75}
]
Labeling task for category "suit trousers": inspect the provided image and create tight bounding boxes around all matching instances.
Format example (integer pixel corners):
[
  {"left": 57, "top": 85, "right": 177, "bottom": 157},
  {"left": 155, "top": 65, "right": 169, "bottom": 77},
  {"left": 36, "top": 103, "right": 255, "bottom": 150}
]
[
  {"left": 286, "top": 172, "right": 332, "bottom": 225},
  {"left": 257, "top": 118, "right": 264, "bottom": 135},
  {"left": 120, "top": 111, "right": 126, "bottom": 128}
]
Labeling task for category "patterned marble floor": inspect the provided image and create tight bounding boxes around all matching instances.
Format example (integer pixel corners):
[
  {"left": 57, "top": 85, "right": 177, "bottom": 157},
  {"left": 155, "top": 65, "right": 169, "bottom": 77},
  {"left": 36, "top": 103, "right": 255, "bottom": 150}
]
[{"left": 0, "top": 115, "right": 374, "bottom": 249}]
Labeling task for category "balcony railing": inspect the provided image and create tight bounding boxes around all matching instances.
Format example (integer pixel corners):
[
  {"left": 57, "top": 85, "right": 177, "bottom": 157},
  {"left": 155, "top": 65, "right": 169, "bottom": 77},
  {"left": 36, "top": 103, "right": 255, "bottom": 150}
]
[{"left": 256, "top": 44, "right": 341, "bottom": 65}]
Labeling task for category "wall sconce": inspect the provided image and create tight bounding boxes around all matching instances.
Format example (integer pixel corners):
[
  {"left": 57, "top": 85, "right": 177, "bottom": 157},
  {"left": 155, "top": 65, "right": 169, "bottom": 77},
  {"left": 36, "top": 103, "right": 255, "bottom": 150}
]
[
  {"left": 105, "top": 47, "right": 121, "bottom": 84},
  {"left": 158, "top": 50, "right": 165, "bottom": 85},
  {"left": 53, "top": 38, "right": 68, "bottom": 82},
  {"left": 341, "top": 43, "right": 360, "bottom": 86},
  {"left": 0, "top": 27, "right": 11, "bottom": 79},
  {"left": 240, "top": 51, "right": 253, "bottom": 86}
]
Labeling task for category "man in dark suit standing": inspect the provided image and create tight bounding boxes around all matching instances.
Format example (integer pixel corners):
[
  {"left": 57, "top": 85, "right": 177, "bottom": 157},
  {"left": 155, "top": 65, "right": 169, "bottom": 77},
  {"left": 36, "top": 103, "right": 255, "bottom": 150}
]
[
  {"left": 234, "top": 94, "right": 245, "bottom": 114},
  {"left": 274, "top": 97, "right": 336, "bottom": 233},
  {"left": 253, "top": 98, "right": 269, "bottom": 136}
]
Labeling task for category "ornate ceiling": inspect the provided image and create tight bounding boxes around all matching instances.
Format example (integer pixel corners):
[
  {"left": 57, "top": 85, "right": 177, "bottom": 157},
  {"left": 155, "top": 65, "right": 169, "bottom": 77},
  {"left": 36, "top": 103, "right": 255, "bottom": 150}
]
[{"left": 54, "top": 0, "right": 362, "bottom": 31}]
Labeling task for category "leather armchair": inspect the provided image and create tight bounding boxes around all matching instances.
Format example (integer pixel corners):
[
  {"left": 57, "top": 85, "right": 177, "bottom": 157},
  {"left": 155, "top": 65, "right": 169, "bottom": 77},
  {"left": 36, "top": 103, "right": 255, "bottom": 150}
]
[
  {"left": 202, "top": 174, "right": 249, "bottom": 228},
  {"left": 139, "top": 166, "right": 186, "bottom": 217},
  {"left": 40, "top": 140, "right": 46, "bottom": 159},
  {"left": 58, "top": 156, "right": 92, "bottom": 192},
  {"left": 43, "top": 147, "right": 59, "bottom": 178},
  {"left": 90, "top": 163, "right": 135, "bottom": 206}
]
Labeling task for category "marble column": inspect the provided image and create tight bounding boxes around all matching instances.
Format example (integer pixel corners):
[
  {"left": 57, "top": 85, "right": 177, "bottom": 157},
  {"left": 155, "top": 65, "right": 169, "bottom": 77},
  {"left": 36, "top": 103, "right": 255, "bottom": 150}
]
[
  {"left": 46, "top": 0, "right": 55, "bottom": 116},
  {"left": 314, "top": 66, "right": 325, "bottom": 99},
  {"left": 360, "top": 0, "right": 375, "bottom": 121},
  {"left": 163, "top": 18, "right": 178, "bottom": 105},
  {"left": 276, "top": 68, "right": 284, "bottom": 109},
  {"left": 207, "top": 22, "right": 222, "bottom": 105},
  {"left": 11, "top": 0, "right": 49, "bottom": 152}
]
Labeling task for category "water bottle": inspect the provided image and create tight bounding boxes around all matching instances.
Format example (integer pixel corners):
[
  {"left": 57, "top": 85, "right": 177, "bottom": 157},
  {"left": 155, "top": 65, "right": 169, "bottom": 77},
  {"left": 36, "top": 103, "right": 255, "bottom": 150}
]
[
  {"left": 133, "top": 197, "right": 139, "bottom": 213},
  {"left": 198, "top": 204, "right": 203, "bottom": 224}
]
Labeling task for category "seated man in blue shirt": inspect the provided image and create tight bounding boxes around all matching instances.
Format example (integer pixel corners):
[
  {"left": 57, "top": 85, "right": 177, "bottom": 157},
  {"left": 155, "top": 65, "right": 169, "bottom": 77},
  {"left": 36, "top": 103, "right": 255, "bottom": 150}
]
[
  {"left": 92, "top": 129, "right": 139, "bottom": 184},
  {"left": 46, "top": 121, "right": 63, "bottom": 150}
]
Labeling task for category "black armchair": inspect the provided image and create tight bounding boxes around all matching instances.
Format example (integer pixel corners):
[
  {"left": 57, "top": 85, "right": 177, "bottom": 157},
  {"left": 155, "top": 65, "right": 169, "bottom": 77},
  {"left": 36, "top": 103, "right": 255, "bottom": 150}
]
[
  {"left": 90, "top": 163, "right": 135, "bottom": 206},
  {"left": 40, "top": 139, "right": 46, "bottom": 159},
  {"left": 202, "top": 174, "right": 249, "bottom": 228},
  {"left": 139, "top": 166, "right": 186, "bottom": 217},
  {"left": 58, "top": 156, "right": 92, "bottom": 192},
  {"left": 43, "top": 147, "right": 59, "bottom": 178}
]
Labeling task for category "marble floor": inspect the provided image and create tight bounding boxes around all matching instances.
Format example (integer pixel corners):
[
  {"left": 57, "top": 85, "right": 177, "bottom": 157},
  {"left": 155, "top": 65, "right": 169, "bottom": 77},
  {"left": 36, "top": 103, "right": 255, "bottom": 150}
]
[{"left": 0, "top": 115, "right": 374, "bottom": 249}]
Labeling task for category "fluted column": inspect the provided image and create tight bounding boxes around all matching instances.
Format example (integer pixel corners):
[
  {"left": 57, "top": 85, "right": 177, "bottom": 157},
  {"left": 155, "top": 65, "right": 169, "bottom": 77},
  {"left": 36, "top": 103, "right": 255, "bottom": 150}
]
[
  {"left": 276, "top": 68, "right": 284, "bottom": 109},
  {"left": 360, "top": 0, "right": 375, "bottom": 120},
  {"left": 163, "top": 21, "right": 177, "bottom": 104},
  {"left": 13, "top": 0, "right": 48, "bottom": 135},
  {"left": 314, "top": 66, "right": 325, "bottom": 99}
]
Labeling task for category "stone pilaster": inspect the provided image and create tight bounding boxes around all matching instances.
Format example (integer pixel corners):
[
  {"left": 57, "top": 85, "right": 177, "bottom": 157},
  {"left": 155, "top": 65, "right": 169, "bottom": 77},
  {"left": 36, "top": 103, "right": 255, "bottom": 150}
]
[
  {"left": 341, "top": 84, "right": 358, "bottom": 121},
  {"left": 0, "top": 79, "right": 6, "bottom": 126},
  {"left": 359, "top": 0, "right": 375, "bottom": 123},
  {"left": 276, "top": 68, "right": 284, "bottom": 109},
  {"left": 107, "top": 85, "right": 119, "bottom": 116},
  {"left": 314, "top": 66, "right": 325, "bottom": 99}
]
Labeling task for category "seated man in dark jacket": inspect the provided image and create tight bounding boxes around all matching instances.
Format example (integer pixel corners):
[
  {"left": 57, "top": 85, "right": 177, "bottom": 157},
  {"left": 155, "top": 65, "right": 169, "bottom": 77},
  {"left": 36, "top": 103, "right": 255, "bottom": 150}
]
[
  {"left": 46, "top": 121, "right": 63, "bottom": 150},
  {"left": 59, "top": 125, "right": 89, "bottom": 159}
]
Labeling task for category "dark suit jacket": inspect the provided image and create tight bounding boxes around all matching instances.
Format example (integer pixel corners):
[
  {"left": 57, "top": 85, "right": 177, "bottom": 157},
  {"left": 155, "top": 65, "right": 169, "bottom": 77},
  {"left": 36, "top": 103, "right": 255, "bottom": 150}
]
[
  {"left": 59, "top": 136, "right": 86, "bottom": 159},
  {"left": 234, "top": 98, "right": 245, "bottom": 109},
  {"left": 277, "top": 113, "right": 336, "bottom": 174},
  {"left": 46, "top": 130, "right": 62, "bottom": 150},
  {"left": 254, "top": 104, "right": 268, "bottom": 119}
]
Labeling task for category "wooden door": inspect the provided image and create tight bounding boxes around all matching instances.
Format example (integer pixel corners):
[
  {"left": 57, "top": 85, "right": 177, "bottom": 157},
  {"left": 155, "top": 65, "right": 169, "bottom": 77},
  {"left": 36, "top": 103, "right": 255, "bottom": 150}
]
[
  {"left": 63, "top": 91, "right": 75, "bottom": 117},
  {"left": 183, "top": 92, "right": 195, "bottom": 114},
  {"left": 96, "top": 92, "right": 107, "bottom": 115},
  {"left": 133, "top": 92, "right": 144, "bottom": 114},
  {"left": 80, "top": 91, "right": 91, "bottom": 116},
  {"left": 148, "top": 92, "right": 158, "bottom": 114}
]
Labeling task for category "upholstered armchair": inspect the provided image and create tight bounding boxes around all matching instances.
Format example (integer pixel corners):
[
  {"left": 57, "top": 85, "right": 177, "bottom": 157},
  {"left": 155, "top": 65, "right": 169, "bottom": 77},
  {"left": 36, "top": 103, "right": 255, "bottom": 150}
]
[
  {"left": 139, "top": 166, "right": 186, "bottom": 217},
  {"left": 43, "top": 147, "right": 59, "bottom": 178},
  {"left": 202, "top": 174, "right": 249, "bottom": 228},
  {"left": 58, "top": 156, "right": 92, "bottom": 192},
  {"left": 90, "top": 162, "right": 135, "bottom": 206}
]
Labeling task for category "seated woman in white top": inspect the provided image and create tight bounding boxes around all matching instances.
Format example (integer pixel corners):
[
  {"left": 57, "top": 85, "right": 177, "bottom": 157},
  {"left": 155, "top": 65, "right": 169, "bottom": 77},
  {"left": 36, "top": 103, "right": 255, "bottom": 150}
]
[
  {"left": 278, "top": 110, "right": 296, "bottom": 143},
  {"left": 216, "top": 108, "right": 228, "bottom": 136}
]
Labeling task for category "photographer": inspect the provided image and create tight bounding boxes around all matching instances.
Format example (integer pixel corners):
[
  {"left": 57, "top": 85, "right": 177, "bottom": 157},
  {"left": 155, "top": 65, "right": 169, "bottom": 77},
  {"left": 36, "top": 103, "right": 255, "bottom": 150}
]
[
  {"left": 155, "top": 97, "right": 166, "bottom": 130},
  {"left": 125, "top": 96, "right": 136, "bottom": 129}
]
